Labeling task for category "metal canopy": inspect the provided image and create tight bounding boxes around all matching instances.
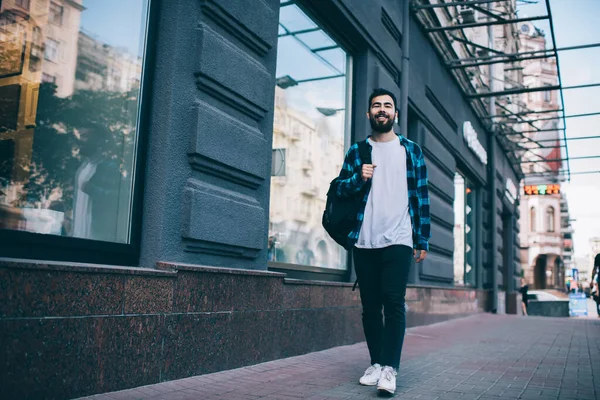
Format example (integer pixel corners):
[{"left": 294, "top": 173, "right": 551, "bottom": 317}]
[
  {"left": 412, "top": 0, "right": 600, "bottom": 182},
  {"left": 276, "top": 2, "right": 345, "bottom": 87}
]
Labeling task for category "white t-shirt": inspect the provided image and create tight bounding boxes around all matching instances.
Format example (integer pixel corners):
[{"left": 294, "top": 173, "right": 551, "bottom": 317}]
[{"left": 356, "top": 137, "right": 413, "bottom": 249}]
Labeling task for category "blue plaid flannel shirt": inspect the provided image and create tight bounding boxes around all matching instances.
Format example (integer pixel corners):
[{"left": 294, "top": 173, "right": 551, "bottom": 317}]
[{"left": 333, "top": 134, "right": 431, "bottom": 251}]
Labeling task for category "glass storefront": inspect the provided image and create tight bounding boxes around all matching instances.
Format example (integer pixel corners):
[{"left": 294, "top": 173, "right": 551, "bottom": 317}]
[
  {"left": 453, "top": 172, "right": 476, "bottom": 286},
  {"left": 0, "top": 0, "right": 150, "bottom": 244},
  {"left": 269, "top": 2, "right": 351, "bottom": 270}
]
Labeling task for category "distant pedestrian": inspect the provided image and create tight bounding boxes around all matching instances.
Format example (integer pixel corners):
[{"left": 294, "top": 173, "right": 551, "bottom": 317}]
[
  {"left": 591, "top": 254, "right": 600, "bottom": 317},
  {"left": 267, "top": 236, "right": 276, "bottom": 261},
  {"left": 571, "top": 279, "right": 578, "bottom": 294},
  {"left": 332, "top": 89, "right": 430, "bottom": 395},
  {"left": 295, "top": 241, "right": 315, "bottom": 265},
  {"left": 518, "top": 278, "right": 528, "bottom": 316}
]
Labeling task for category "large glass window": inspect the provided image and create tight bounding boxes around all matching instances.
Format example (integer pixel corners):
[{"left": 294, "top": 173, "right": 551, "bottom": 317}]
[
  {"left": 453, "top": 172, "right": 476, "bottom": 286},
  {"left": 0, "top": 0, "right": 150, "bottom": 246},
  {"left": 269, "top": 3, "right": 350, "bottom": 271}
]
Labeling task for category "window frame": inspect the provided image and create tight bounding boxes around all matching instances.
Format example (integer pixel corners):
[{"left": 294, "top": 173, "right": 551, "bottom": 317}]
[
  {"left": 15, "top": 0, "right": 30, "bottom": 11},
  {"left": 43, "top": 38, "right": 60, "bottom": 62},
  {"left": 546, "top": 206, "right": 555, "bottom": 232},
  {"left": 49, "top": 2, "right": 64, "bottom": 26},
  {"left": 453, "top": 171, "right": 478, "bottom": 287},
  {"left": 530, "top": 206, "right": 537, "bottom": 232},
  {"left": 271, "top": 148, "right": 286, "bottom": 177},
  {"left": 543, "top": 83, "right": 552, "bottom": 103},
  {"left": 266, "top": 0, "right": 354, "bottom": 282},
  {"left": 41, "top": 72, "right": 56, "bottom": 83},
  {"left": 0, "top": 0, "right": 159, "bottom": 266}
]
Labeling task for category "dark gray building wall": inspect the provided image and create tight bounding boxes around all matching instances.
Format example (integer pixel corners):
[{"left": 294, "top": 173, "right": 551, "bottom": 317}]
[
  {"left": 480, "top": 135, "right": 520, "bottom": 304},
  {"left": 139, "top": 0, "right": 279, "bottom": 270},
  {"left": 482, "top": 185, "right": 492, "bottom": 289},
  {"left": 406, "top": 16, "right": 494, "bottom": 287},
  {"left": 408, "top": 120, "right": 455, "bottom": 284},
  {"left": 497, "top": 147, "right": 521, "bottom": 302},
  {"left": 407, "top": 18, "right": 488, "bottom": 182}
]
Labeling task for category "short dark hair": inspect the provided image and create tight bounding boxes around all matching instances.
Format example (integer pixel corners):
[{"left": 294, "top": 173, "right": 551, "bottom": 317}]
[{"left": 368, "top": 88, "right": 397, "bottom": 111}]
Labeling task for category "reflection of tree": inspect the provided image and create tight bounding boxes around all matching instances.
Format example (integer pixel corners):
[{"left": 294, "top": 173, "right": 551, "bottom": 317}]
[
  {"left": 0, "top": 33, "right": 25, "bottom": 77},
  {"left": 14, "top": 82, "right": 137, "bottom": 210}
]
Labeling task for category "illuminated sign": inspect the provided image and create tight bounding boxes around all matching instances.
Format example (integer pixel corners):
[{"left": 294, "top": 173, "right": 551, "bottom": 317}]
[
  {"left": 462, "top": 121, "right": 488, "bottom": 165},
  {"left": 524, "top": 184, "right": 560, "bottom": 196}
]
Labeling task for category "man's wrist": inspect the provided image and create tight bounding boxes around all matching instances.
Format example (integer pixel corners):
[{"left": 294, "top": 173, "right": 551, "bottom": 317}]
[
  {"left": 415, "top": 243, "right": 429, "bottom": 252},
  {"left": 352, "top": 173, "right": 366, "bottom": 187}
]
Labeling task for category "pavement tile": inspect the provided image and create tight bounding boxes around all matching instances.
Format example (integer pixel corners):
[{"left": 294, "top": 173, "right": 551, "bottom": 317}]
[{"left": 77, "top": 315, "right": 600, "bottom": 400}]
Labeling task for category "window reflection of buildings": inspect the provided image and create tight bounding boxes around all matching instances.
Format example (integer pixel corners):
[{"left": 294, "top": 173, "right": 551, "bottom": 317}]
[
  {"left": 0, "top": 0, "right": 142, "bottom": 241},
  {"left": 0, "top": 0, "right": 83, "bottom": 211},
  {"left": 75, "top": 30, "right": 142, "bottom": 93},
  {"left": 39, "top": 0, "right": 83, "bottom": 98},
  {"left": 270, "top": 87, "right": 345, "bottom": 269}
]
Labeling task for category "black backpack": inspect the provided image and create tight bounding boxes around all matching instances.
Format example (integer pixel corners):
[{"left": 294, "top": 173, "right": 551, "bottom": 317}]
[{"left": 322, "top": 140, "right": 371, "bottom": 250}]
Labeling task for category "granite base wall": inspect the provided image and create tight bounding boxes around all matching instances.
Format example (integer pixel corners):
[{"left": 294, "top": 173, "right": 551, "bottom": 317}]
[
  {"left": 527, "top": 300, "right": 570, "bottom": 317},
  {"left": 0, "top": 259, "right": 488, "bottom": 399}
]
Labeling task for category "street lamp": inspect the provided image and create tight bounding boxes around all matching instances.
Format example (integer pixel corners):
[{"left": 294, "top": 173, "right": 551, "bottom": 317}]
[
  {"left": 275, "top": 75, "right": 298, "bottom": 89},
  {"left": 277, "top": 74, "right": 345, "bottom": 90},
  {"left": 316, "top": 107, "right": 344, "bottom": 117}
]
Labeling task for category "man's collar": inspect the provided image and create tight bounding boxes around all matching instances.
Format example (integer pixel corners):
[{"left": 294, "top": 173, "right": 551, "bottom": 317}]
[
  {"left": 394, "top": 132, "right": 409, "bottom": 145},
  {"left": 366, "top": 132, "right": 404, "bottom": 143}
]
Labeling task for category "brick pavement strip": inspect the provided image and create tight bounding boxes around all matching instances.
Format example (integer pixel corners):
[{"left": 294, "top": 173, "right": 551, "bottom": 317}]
[{"left": 76, "top": 314, "right": 600, "bottom": 400}]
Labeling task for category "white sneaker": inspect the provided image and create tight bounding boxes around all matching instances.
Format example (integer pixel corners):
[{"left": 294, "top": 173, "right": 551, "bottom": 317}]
[
  {"left": 377, "top": 366, "right": 397, "bottom": 394},
  {"left": 358, "top": 363, "right": 382, "bottom": 386}
]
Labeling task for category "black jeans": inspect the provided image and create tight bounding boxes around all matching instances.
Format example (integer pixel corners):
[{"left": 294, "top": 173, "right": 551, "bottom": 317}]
[{"left": 353, "top": 245, "right": 412, "bottom": 369}]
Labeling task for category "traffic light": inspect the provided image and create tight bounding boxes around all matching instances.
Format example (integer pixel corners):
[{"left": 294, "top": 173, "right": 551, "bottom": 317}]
[{"left": 524, "top": 184, "right": 560, "bottom": 196}]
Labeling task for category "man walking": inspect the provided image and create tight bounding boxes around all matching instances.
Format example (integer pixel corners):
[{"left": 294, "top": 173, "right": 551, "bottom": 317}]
[{"left": 333, "top": 88, "right": 430, "bottom": 395}]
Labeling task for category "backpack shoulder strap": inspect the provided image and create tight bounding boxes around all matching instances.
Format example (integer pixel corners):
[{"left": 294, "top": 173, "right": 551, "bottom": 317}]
[{"left": 357, "top": 140, "right": 372, "bottom": 165}]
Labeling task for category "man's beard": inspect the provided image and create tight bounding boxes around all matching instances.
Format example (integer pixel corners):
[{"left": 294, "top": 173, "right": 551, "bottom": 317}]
[{"left": 369, "top": 112, "right": 394, "bottom": 133}]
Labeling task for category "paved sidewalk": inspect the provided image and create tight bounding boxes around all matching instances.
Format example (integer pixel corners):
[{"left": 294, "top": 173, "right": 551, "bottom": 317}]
[{"left": 79, "top": 314, "right": 600, "bottom": 400}]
